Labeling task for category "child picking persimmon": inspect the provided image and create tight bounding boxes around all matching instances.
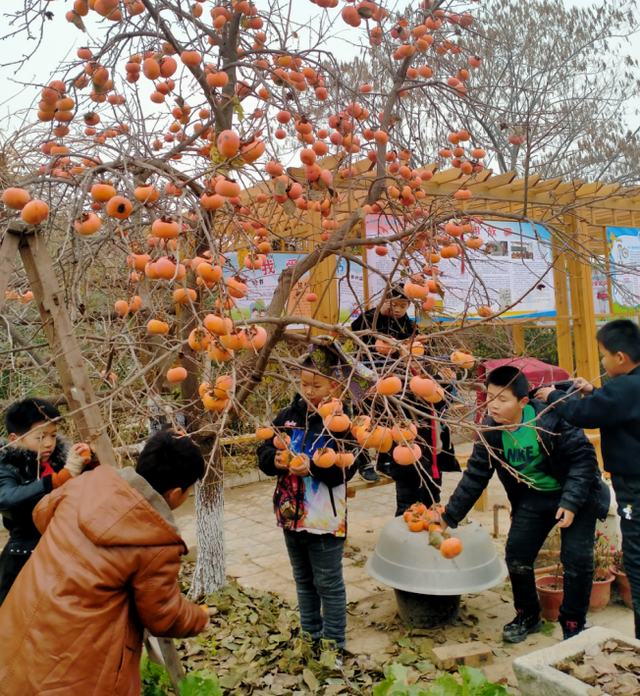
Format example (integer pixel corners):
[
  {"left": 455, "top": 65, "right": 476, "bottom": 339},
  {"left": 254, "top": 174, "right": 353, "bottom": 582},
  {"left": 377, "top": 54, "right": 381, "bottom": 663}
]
[
  {"left": 0, "top": 398, "right": 93, "bottom": 605},
  {"left": 439, "top": 366, "right": 608, "bottom": 642},
  {"left": 351, "top": 283, "right": 459, "bottom": 490},
  {"left": 257, "top": 345, "right": 363, "bottom": 667}
]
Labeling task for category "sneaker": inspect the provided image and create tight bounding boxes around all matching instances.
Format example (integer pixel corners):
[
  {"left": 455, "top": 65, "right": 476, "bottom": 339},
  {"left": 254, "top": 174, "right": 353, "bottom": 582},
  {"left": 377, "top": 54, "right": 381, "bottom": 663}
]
[
  {"left": 360, "top": 465, "right": 380, "bottom": 483},
  {"left": 319, "top": 638, "right": 344, "bottom": 669},
  {"left": 377, "top": 461, "right": 392, "bottom": 477},
  {"left": 502, "top": 610, "right": 542, "bottom": 643},
  {"left": 299, "top": 630, "right": 320, "bottom": 653},
  {"left": 560, "top": 618, "right": 585, "bottom": 640}
]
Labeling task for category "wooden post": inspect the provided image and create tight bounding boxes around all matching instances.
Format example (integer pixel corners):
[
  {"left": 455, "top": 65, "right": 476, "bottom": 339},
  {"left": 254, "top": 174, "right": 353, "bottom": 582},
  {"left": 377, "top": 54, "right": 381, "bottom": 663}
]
[
  {"left": 307, "top": 210, "right": 338, "bottom": 335},
  {"left": 551, "top": 237, "right": 574, "bottom": 374},
  {"left": 511, "top": 324, "right": 525, "bottom": 356},
  {"left": 1, "top": 223, "right": 185, "bottom": 694},
  {"left": 565, "top": 217, "right": 600, "bottom": 385}
]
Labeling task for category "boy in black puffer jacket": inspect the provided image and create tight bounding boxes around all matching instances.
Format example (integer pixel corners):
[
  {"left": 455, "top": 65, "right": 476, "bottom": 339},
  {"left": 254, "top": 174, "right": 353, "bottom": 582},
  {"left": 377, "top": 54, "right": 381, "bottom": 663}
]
[
  {"left": 257, "top": 347, "right": 363, "bottom": 666},
  {"left": 0, "top": 398, "right": 89, "bottom": 605},
  {"left": 440, "top": 366, "right": 606, "bottom": 643}
]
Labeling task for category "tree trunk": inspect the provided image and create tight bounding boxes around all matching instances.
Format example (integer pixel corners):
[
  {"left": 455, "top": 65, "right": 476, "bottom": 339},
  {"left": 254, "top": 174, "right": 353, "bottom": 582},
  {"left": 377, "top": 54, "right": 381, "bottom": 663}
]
[{"left": 188, "top": 452, "right": 226, "bottom": 598}]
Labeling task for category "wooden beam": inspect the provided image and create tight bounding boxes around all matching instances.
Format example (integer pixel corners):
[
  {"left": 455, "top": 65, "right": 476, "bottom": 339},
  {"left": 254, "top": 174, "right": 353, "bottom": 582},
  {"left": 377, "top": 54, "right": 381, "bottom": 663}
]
[
  {"left": 430, "top": 168, "right": 463, "bottom": 185},
  {"left": 529, "top": 177, "right": 563, "bottom": 194},
  {"left": 490, "top": 173, "right": 542, "bottom": 196},
  {"left": 479, "top": 171, "right": 518, "bottom": 189},
  {"left": 0, "top": 229, "right": 21, "bottom": 314},
  {"left": 16, "top": 228, "right": 117, "bottom": 467}
]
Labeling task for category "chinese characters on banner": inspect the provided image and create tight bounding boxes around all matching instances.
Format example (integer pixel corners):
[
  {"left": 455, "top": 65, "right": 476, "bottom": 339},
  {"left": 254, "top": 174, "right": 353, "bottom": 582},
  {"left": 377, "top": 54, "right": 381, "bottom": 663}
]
[
  {"left": 607, "top": 228, "right": 640, "bottom": 312},
  {"left": 224, "top": 251, "right": 311, "bottom": 329},
  {"left": 364, "top": 216, "right": 556, "bottom": 320},
  {"left": 224, "top": 252, "right": 366, "bottom": 328}
]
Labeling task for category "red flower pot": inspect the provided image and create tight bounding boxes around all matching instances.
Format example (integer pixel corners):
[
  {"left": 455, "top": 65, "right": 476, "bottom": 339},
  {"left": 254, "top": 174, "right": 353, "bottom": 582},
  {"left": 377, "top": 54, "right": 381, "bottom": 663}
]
[
  {"left": 589, "top": 573, "right": 615, "bottom": 612},
  {"left": 611, "top": 566, "right": 633, "bottom": 610},
  {"left": 536, "top": 575, "right": 564, "bottom": 621}
]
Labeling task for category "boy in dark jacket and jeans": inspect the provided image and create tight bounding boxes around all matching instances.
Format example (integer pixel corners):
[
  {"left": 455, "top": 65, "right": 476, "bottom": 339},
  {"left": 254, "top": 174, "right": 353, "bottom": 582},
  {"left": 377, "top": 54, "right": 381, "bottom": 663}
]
[
  {"left": 0, "top": 398, "right": 89, "bottom": 605},
  {"left": 257, "top": 347, "right": 361, "bottom": 666},
  {"left": 536, "top": 319, "right": 640, "bottom": 637},
  {"left": 441, "top": 366, "right": 604, "bottom": 642}
]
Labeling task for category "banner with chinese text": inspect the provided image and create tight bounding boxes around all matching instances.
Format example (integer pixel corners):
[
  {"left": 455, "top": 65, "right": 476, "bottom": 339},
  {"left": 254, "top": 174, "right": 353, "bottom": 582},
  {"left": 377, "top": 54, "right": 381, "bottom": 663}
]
[
  {"left": 364, "top": 216, "right": 556, "bottom": 320},
  {"left": 607, "top": 228, "right": 640, "bottom": 313}
]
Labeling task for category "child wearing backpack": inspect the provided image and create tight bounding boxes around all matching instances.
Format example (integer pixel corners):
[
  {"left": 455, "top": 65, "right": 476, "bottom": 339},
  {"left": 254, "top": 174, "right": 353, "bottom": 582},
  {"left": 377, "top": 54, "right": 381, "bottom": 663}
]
[
  {"left": 257, "top": 345, "right": 363, "bottom": 666},
  {"left": 441, "top": 366, "right": 606, "bottom": 642},
  {"left": 536, "top": 319, "right": 640, "bottom": 637}
]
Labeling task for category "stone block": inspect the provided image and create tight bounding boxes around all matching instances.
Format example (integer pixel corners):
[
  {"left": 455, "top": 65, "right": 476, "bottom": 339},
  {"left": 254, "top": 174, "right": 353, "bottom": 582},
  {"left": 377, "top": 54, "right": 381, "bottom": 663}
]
[
  {"left": 513, "top": 626, "right": 640, "bottom": 696},
  {"left": 430, "top": 641, "right": 494, "bottom": 671}
]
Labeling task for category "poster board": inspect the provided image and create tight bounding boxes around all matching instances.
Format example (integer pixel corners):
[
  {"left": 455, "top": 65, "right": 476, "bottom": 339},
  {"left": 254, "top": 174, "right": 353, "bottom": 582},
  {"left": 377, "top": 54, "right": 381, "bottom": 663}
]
[
  {"left": 364, "top": 216, "right": 556, "bottom": 320},
  {"left": 607, "top": 227, "right": 640, "bottom": 313},
  {"left": 224, "top": 251, "right": 366, "bottom": 328},
  {"left": 224, "top": 251, "right": 311, "bottom": 328}
]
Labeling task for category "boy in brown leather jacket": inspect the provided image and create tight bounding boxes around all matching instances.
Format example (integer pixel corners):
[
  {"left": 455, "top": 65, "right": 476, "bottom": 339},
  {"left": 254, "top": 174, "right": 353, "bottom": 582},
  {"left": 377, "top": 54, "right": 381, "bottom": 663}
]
[{"left": 0, "top": 429, "right": 214, "bottom": 696}]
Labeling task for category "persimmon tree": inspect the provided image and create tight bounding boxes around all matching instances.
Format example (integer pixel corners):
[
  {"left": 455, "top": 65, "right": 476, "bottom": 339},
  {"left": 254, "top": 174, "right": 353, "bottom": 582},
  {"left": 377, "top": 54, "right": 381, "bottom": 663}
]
[
  {"left": 0, "top": 0, "right": 617, "bottom": 598},
  {"left": 334, "top": 0, "right": 640, "bottom": 183}
]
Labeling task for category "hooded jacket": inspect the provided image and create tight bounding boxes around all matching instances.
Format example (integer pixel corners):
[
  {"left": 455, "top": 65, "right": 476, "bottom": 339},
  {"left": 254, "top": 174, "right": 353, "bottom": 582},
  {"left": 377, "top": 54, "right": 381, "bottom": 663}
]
[
  {"left": 351, "top": 307, "right": 417, "bottom": 345},
  {"left": 442, "top": 399, "right": 603, "bottom": 529},
  {"left": 546, "top": 365, "right": 640, "bottom": 477},
  {"left": 257, "top": 395, "right": 361, "bottom": 536},
  {"left": 0, "top": 464, "right": 207, "bottom": 696},
  {"left": 0, "top": 438, "right": 68, "bottom": 542}
]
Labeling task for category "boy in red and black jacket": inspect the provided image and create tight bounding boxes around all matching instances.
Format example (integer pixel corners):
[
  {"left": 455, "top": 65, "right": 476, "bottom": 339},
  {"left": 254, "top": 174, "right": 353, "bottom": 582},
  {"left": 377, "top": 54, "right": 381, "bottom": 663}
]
[{"left": 257, "top": 347, "right": 363, "bottom": 666}]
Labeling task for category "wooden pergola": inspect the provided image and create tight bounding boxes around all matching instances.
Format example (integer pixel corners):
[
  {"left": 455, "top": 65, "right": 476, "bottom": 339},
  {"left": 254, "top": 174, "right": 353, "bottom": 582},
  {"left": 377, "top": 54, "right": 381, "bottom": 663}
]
[{"left": 240, "top": 155, "right": 640, "bottom": 386}]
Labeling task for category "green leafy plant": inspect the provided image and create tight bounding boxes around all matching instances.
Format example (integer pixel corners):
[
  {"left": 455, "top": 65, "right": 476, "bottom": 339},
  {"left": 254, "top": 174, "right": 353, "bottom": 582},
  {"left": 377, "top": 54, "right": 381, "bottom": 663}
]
[
  {"left": 373, "top": 663, "right": 510, "bottom": 696},
  {"left": 140, "top": 655, "right": 171, "bottom": 696},
  {"left": 178, "top": 670, "right": 223, "bottom": 696}
]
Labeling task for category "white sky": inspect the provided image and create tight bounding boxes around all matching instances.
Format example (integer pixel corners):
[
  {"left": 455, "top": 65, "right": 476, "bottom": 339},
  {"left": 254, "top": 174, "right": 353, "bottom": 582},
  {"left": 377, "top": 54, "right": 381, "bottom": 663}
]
[{"left": 0, "top": 0, "right": 637, "bottom": 142}]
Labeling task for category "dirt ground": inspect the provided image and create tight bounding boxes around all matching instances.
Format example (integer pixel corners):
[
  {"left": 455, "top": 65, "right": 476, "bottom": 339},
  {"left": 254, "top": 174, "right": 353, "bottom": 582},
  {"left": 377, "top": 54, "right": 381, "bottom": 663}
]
[{"left": 173, "top": 471, "right": 634, "bottom": 692}]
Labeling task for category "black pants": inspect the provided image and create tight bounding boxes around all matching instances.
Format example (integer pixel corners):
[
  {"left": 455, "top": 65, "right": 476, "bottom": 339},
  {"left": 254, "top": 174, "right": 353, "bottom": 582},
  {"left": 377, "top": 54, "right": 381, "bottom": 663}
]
[
  {"left": 0, "top": 538, "right": 37, "bottom": 606},
  {"left": 506, "top": 490, "right": 597, "bottom": 626},
  {"left": 611, "top": 475, "right": 640, "bottom": 638},
  {"left": 390, "top": 459, "right": 441, "bottom": 517}
]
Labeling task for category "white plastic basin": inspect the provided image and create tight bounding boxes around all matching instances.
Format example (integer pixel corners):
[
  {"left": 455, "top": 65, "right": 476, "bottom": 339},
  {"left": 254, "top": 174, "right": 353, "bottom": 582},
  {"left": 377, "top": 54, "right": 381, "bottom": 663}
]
[{"left": 366, "top": 517, "right": 507, "bottom": 596}]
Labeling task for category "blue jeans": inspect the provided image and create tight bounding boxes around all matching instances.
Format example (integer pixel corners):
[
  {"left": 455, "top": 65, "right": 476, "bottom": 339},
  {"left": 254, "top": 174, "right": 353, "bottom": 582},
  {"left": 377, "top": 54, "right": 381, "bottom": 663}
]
[
  {"left": 283, "top": 530, "right": 346, "bottom": 647},
  {"left": 506, "top": 489, "right": 597, "bottom": 626}
]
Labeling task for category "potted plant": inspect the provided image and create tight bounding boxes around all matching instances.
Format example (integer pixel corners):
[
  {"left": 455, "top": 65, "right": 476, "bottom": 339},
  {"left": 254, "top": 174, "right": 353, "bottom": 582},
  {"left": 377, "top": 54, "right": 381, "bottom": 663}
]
[
  {"left": 590, "top": 530, "right": 615, "bottom": 612},
  {"left": 611, "top": 548, "right": 633, "bottom": 609},
  {"left": 536, "top": 563, "right": 564, "bottom": 621}
]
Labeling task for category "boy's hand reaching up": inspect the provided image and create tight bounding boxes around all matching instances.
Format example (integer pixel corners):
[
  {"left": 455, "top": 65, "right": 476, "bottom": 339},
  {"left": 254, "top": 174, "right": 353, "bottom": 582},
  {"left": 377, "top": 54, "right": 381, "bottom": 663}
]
[
  {"left": 64, "top": 443, "right": 92, "bottom": 477},
  {"left": 535, "top": 387, "right": 554, "bottom": 402},
  {"left": 289, "top": 453, "right": 310, "bottom": 477},
  {"left": 556, "top": 507, "right": 575, "bottom": 528},
  {"left": 571, "top": 377, "right": 595, "bottom": 394}
]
